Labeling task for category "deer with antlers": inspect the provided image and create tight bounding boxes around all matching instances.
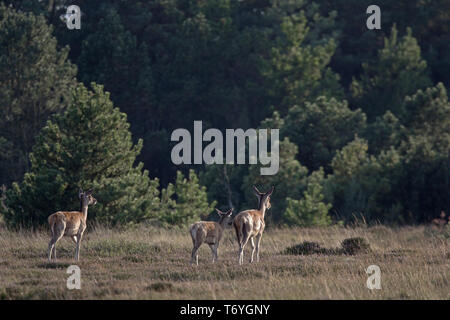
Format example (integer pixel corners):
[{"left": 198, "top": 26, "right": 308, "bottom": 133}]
[
  {"left": 47, "top": 188, "right": 97, "bottom": 261},
  {"left": 189, "top": 208, "right": 233, "bottom": 265},
  {"left": 233, "top": 186, "right": 274, "bottom": 265}
]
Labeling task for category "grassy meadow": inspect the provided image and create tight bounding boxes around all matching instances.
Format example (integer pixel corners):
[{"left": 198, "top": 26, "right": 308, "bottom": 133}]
[{"left": 0, "top": 221, "right": 448, "bottom": 300}]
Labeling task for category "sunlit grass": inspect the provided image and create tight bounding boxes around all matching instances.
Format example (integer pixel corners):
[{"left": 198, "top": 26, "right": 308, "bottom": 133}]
[{"left": 0, "top": 223, "right": 448, "bottom": 299}]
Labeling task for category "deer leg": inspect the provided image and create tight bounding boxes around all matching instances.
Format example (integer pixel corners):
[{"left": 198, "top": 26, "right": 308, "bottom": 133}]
[
  {"left": 50, "top": 233, "right": 63, "bottom": 261},
  {"left": 239, "top": 233, "right": 250, "bottom": 264},
  {"left": 209, "top": 244, "right": 216, "bottom": 263},
  {"left": 249, "top": 237, "right": 255, "bottom": 263},
  {"left": 209, "top": 243, "right": 219, "bottom": 263},
  {"left": 47, "top": 239, "right": 55, "bottom": 261},
  {"left": 255, "top": 233, "right": 262, "bottom": 262},
  {"left": 48, "top": 228, "right": 55, "bottom": 261},
  {"left": 214, "top": 243, "right": 219, "bottom": 262},
  {"left": 72, "top": 235, "right": 78, "bottom": 260},
  {"left": 49, "top": 223, "right": 65, "bottom": 261},
  {"left": 75, "top": 231, "right": 84, "bottom": 261},
  {"left": 191, "top": 243, "right": 201, "bottom": 266}
]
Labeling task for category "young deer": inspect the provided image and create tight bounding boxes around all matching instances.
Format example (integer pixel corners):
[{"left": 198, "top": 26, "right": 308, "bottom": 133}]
[
  {"left": 47, "top": 188, "right": 97, "bottom": 262},
  {"left": 189, "top": 208, "right": 233, "bottom": 265},
  {"left": 233, "top": 186, "right": 274, "bottom": 265}
]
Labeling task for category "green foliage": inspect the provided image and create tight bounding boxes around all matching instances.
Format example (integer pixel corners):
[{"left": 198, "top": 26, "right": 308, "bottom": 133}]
[
  {"left": 283, "top": 169, "right": 332, "bottom": 227},
  {"left": 3, "top": 83, "right": 160, "bottom": 227},
  {"left": 0, "top": 4, "right": 76, "bottom": 184},
  {"left": 331, "top": 136, "right": 370, "bottom": 179},
  {"left": 1, "top": 1, "right": 449, "bottom": 227},
  {"left": 319, "top": 0, "right": 450, "bottom": 87},
  {"left": 157, "top": 170, "right": 216, "bottom": 227},
  {"left": 276, "top": 96, "right": 366, "bottom": 171},
  {"left": 76, "top": 7, "right": 154, "bottom": 131},
  {"left": 263, "top": 8, "right": 343, "bottom": 113},
  {"left": 351, "top": 25, "right": 431, "bottom": 120},
  {"left": 395, "top": 84, "right": 450, "bottom": 222},
  {"left": 363, "top": 111, "right": 405, "bottom": 155},
  {"left": 330, "top": 137, "right": 403, "bottom": 223}
]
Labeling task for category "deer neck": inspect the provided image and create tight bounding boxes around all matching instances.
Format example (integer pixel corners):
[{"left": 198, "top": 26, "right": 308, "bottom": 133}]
[
  {"left": 258, "top": 200, "right": 267, "bottom": 220},
  {"left": 217, "top": 220, "right": 227, "bottom": 232},
  {"left": 80, "top": 200, "right": 88, "bottom": 221}
]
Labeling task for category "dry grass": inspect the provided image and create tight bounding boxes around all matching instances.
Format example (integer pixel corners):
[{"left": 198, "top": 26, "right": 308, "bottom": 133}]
[{"left": 0, "top": 223, "right": 448, "bottom": 300}]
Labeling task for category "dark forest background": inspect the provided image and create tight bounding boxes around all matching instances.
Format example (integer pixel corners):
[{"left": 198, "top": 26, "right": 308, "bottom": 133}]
[{"left": 0, "top": 0, "right": 449, "bottom": 228}]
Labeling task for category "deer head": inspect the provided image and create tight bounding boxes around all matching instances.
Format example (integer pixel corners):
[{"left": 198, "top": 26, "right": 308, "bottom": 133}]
[
  {"left": 215, "top": 208, "right": 234, "bottom": 227},
  {"left": 79, "top": 188, "right": 97, "bottom": 208},
  {"left": 253, "top": 185, "right": 274, "bottom": 210}
]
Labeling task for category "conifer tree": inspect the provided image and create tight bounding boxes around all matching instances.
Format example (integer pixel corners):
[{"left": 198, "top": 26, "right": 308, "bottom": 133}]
[
  {"left": 283, "top": 169, "right": 332, "bottom": 227},
  {"left": 4, "top": 83, "right": 160, "bottom": 227},
  {"left": 157, "top": 170, "right": 216, "bottom": 227},
  {"left": 0, "top": 5, "right": 76, "bottom": 184},
  {"left": 351, "top": 25, "right": 431, "bottom": 120}
]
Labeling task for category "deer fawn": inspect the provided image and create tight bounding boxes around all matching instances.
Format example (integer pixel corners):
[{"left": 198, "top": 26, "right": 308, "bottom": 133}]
[
  {"left": 233, "top": 186, "right": 273, "bottom": 265},
  {"left": 189, "top": 208, "right": 233, "bottom": 265},
  {"left": 47, "top": 188, "right": 97, "bottom": 261}
]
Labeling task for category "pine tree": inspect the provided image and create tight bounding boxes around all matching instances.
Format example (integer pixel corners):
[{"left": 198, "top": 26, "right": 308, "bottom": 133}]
[
  {"left": 277, "top": 96, "right": 366, "bottom": 172},
  {"left": 396, "top": 83, "right": 450, "bottom": 222},
  {"left": 330, "top": 137, "right": 403, "bottom": 224},
  {"left": 0, "top": 4, "right": 76, "bottom": 185},
  {"left": 350, "top": 25, "right": 431, "bottom": 120},
  {"left": 157, "top": 170, "right": 217, "bottom": 227},
  {"left": 263, "top": 8, "right": 343, "bottom": 114},
  {"left": 283, "top": 169, "right": 332, "bottom": 227},
  {"left": 3, "top": 83, "right": 160, "bottom": 227}
]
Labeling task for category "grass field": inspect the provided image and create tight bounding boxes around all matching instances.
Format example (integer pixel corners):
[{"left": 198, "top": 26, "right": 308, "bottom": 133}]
[{"left": 0, "top": 222, "right": 448, "bottom": 300}]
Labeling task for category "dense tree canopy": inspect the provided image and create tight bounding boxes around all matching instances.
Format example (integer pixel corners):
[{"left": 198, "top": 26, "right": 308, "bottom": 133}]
[{"left": 1, "top": 1, "right": 449, "bottom": 227}]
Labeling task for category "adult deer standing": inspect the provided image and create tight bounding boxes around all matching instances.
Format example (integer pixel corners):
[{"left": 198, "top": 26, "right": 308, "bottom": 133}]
[
  {"left": 189, "top": 208, "right": 233, "bottom": 265},
  {"left": 233, "top": 186, "right": 274, "bottom": 265},
  {"left": 47, "top": 188, "right": 97, "bottom": 261}
]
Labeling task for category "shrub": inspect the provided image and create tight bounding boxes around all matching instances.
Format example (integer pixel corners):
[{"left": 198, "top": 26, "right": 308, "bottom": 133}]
[
  {"left": 283, "top": 169, "right": 332, "bottom": 227},
  {"left": 157, "top": 170, "right": 217, "bottom": 227},
  {"left": 285, "top": 241, "right": 324, "bottom": 255},
  {"left": 341, "top": 237, "right": 371, "bottom": 255}
]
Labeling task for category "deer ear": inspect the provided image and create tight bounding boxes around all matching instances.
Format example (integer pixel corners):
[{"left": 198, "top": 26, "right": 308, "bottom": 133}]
[
  {"left": 253, "top": 185, "right": 262, "bottom": 197},
  {"left": 78, "top": 188, "right": 83, "bottom": 199},
  {"left": 227, "top": 208, "right": 233, "bottom": 216},
  {"left": 215, "top": 208, "right": 222, "bottom": 216},
  {"left": 86, "top": 189, "right": 93, "bottom": 195},
  {"left": 266, "top": 186, "right": 274, "bottom": 196}
]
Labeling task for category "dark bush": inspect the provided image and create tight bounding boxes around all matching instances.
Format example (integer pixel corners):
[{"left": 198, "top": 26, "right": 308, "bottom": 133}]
[
  {"left": 285, "top": 241, "right": 325, "bottom": 255},
  {"left": 341, "top": 237, "right": 371, "bottom": 255}
]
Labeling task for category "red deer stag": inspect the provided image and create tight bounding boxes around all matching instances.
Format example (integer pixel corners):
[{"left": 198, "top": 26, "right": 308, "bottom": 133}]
[
  {"left": 233, "top": 186, "right": 274, "bottom": 265},
  {"left": 47, "top": 188, "right": 97, "bottom": 261}
]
